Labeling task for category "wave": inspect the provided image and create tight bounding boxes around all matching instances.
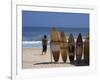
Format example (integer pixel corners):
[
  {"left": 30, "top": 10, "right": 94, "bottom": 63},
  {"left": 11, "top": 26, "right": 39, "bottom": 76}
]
[
  {"left": 23, "top": 41, "right": 50, "bottom": 44},
  {"left": 23, "top": 41, "right": 41, "bottom": 48},
  {"left": 22, "top": 39, "right": 85, "bottom": 48},
  {"left": 22, "top": 41, "right": 50, "bottom": 48},
  {"left": 23, "top": 41, "right": 42, "bottom": 44}
]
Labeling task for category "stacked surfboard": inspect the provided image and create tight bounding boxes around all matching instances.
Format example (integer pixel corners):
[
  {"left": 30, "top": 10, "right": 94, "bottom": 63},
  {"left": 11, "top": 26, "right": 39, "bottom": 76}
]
[
  {"left": 50, "top": 28, "right": 68, "bottom": 63},
  {"left": 84, "top": 34, "right": 89, "bottom": 64},
  {"left": 76, "top": 33, "right": 83, "bottom": 63},
  {"left": 50, "top": 27, "right": 60, "bottom": 62},
  {"left": 50, "top": 27, "right": 89, "bottom": 65},
  {"left": 68, "top": 33, "right": 75, "bottom": 63},
  {"left": 60, "top": 31, "right": 68, "bottom": 63}
]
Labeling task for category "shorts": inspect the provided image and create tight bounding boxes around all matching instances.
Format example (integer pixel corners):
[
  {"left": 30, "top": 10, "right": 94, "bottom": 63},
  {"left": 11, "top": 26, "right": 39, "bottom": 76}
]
[{"left": 42, "top": 45, "right": 47, "bottom": 52}]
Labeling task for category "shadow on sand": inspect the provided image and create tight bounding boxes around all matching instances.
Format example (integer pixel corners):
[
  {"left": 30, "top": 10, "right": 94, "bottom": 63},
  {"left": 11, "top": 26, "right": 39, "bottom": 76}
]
[
  {"left": 34, "top": 62, "right": 70, "bottom": 65},
  {"left": 34, "top": 59, "right": 89, "bottom": 66},
  {"left": 70, "top": 59, "right": 89, "bottom": 66}
]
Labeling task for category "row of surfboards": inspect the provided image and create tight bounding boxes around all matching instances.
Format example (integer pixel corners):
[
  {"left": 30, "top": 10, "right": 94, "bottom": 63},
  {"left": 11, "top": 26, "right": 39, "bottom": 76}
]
[{"left": 50, "top": 27, "right": 89, "bottom": 64}]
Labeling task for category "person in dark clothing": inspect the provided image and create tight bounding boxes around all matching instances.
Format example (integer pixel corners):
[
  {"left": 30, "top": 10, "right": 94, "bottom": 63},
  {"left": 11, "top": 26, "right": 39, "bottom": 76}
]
[{"left": 41, "top": 35, "right": 48, "bottom": 55}]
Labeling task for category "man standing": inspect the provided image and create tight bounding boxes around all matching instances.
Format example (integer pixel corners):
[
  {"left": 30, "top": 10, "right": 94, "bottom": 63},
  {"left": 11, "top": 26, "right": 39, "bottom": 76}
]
[{"left": 41, "top": 35, "right": 48, "bottom": 55}]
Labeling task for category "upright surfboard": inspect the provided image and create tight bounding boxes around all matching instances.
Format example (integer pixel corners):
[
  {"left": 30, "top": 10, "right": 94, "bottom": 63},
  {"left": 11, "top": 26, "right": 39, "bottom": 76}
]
[
  {"left": 50, "top": 27, "right": 60, "bottom": 62},
  {"left": 76, "top": 33, "right": 83, "bottom": 63},
  {"left": 60, "top": 31, "right": 67, "bottom": 63},
  {"left": 68, "top": 33, "right": 75, "bottom": 63},
  {"left": 84, "top": 34, "right": 89, "bottom": 64}
]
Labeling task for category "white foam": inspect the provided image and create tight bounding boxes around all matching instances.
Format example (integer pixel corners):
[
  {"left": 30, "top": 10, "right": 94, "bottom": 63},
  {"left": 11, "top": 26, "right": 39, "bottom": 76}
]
[
  {"left": 22, "top": 41, "right": 50, "bottom": 48},
  {"left": 23, "top": 41, "right": 41, "bottom": 44}
]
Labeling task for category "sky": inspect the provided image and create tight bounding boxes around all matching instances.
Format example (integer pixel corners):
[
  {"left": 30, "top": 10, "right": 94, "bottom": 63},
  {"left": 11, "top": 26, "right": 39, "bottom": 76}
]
[{"left": 22, "top": 11, "right": 89, "bottom": 28}]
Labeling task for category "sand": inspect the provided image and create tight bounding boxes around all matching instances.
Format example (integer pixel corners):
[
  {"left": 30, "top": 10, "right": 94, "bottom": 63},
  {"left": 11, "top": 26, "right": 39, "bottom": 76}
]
[{"left": 22, "top": 48, "right": 77, "bottom": 69}]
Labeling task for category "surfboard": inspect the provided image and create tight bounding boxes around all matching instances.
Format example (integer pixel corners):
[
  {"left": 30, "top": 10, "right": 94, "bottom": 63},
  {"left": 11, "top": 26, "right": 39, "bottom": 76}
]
[
  {"left": 68, "top": 33, "right": 75, "bottom": 63},
  {"left": 76, "top": 33, "right": 83, "bottom": 63},
  {"left": 50, "top": 27, "right": 60, "bottom": 62},
  {"left": 84, "top": 34, "right": 89, "bottom": 64},
  {"left": 60, "top": 31, "right": 67, "bottom": 63}
]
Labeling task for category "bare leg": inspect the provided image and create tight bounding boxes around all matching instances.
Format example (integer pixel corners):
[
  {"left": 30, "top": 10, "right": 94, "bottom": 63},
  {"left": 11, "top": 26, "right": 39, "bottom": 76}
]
[
  {"left": 41, "top": 51, "right": 43, "bottom": 55},
  {"left": 45, "top": 52, "right": 46, "bottom": 55}
]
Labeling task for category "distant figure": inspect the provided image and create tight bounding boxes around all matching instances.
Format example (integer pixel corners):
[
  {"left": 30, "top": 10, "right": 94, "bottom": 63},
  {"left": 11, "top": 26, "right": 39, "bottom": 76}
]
[{"left": 41, "top": 35, "right": 48, "bottom": 55}]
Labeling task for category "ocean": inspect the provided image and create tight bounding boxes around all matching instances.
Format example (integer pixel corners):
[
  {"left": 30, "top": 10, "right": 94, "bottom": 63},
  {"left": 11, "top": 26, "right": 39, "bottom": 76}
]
[{"left": 22, "top": 27, "right": 89, "bottom": 48}]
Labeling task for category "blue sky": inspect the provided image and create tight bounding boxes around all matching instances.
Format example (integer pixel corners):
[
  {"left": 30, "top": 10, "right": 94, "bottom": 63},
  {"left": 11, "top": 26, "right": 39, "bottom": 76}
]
[{"left": 22, "top": 11, "right": 89, "bottom": 28}]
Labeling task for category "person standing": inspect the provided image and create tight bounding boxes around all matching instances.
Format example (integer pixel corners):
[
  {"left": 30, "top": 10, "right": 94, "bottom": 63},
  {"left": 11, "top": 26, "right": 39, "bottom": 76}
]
[{"left": 41, "top": 35, "right": 48, "bottom": 55}]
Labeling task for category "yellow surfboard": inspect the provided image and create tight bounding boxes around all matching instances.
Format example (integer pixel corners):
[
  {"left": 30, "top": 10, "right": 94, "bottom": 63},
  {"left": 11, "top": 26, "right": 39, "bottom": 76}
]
[
  {"left": 50, "top": 27, "right": 60, "bottom": 62},
  {"left": 60, "top": 31, "right": 67, "bottom": 63},
  {"left": 68, "top": 33, "right": 75, "bottom": 63},
  {"left": 84, "top": 34, "right": 89, "bottom": 64}
]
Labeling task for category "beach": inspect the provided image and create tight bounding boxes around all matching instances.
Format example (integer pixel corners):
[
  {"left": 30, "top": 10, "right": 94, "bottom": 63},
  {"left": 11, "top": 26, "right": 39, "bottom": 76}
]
[
  {"left": 22, "top": 11, "right": 89, "bottom": 69},
  {"left": 22, "top": 48, "right": 76, "bottom": 69}
]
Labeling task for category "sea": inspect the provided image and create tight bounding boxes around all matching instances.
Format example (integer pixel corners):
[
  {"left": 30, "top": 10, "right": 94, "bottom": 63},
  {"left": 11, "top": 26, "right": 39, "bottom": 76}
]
[{"left": 22, "top": 27, "right": 89, "bottom": 48}]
